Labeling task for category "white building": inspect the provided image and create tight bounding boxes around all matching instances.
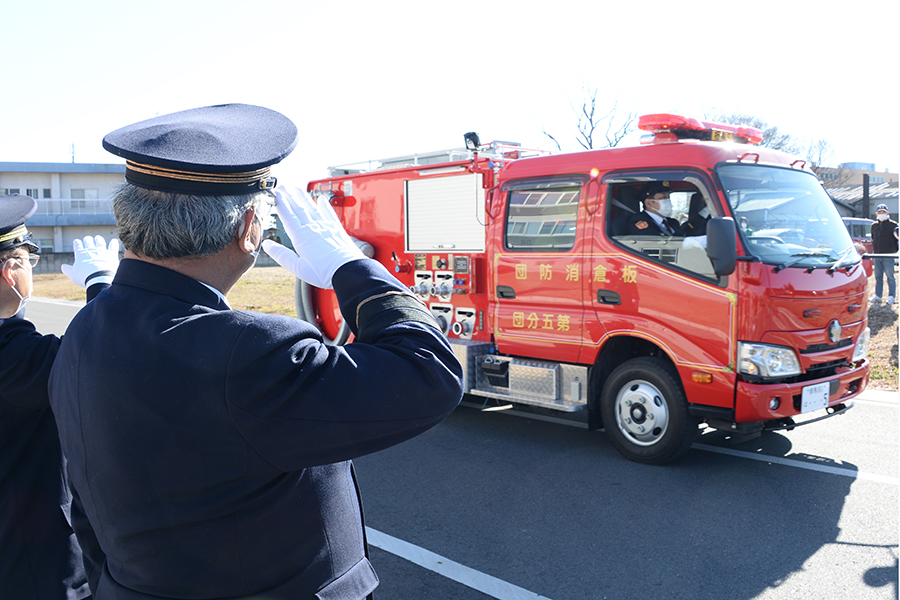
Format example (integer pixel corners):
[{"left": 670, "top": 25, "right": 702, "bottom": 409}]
[
  {"left": 1, "top": 161, "right": 281, "bottom": 273},
  {"left": 1, "top": 161, "right": 125, "bottom": 272}
]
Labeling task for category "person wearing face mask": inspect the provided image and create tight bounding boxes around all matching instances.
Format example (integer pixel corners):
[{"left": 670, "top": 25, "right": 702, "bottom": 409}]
[
  {"left": 47, "top": 104, "right": 463, "bottom": 599},
  {"left": 627, "top": 181, "right": 686, "bottom": 236},
  {"left": 0, "top": 194, "right": 119, "bottom": 599},
  {"left": 682, "top": 192, "right": 710, "bottom": 237},
  {"left": 869, "top": 203, "right": 898, "bottom": 304}
]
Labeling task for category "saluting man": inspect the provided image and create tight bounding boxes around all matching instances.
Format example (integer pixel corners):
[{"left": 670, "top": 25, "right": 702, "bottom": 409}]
[
  {"left": 47, "top": 104, "right": 464, "bottom": 599},
  {"left": 626, "top": 181, "right": 686, "bottom": 236},
  {"left": 0, "top": 194, "right": 119, "bottom": 599}
]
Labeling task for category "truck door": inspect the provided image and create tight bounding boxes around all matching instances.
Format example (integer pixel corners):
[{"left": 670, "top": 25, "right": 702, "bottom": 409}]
[
  {"left": 590, "top": 172, "right": 738, "bottom": 401},
  {"left": 491, "top": 176, "right": 588, "bottom": 363}
]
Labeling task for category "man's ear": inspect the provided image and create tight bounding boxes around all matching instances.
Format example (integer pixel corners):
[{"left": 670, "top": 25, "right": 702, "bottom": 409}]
[
  {"left": 0, "top": 259, "right": 16, "bottom": 287},
  {"left": 236, "top": 209, "right": 257, "bottom": 254}
]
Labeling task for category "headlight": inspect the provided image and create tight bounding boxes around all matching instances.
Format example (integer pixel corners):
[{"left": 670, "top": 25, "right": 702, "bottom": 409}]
[
  {"left": 852, "top": 327, "right": 871, "bottom": 362},
  {"left": 738, "top": 342, "right": 801, "bottom": 378}
]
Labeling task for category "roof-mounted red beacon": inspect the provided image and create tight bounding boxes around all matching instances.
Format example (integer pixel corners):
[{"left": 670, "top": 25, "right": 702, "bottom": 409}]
[{"left": 638, "top": 113, "right": 763, "bottom": 145}]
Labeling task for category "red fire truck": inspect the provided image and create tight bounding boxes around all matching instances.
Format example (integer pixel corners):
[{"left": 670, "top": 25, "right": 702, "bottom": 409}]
[{"left": 297, "top": 114, "right": 870, "bottom": 464}]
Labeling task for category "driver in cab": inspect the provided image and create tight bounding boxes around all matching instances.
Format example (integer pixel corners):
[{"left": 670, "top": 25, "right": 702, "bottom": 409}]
[{"left": 627, "top": 181, "right": 686, "bottom": 237}]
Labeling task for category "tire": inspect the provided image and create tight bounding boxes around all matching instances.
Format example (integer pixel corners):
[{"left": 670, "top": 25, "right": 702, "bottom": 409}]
[
  {"left": 600, "top": 357, "right": 697, "bottom": 464},
  {"left": 294, "top": 279, "right": 351, "bottom": 346}
]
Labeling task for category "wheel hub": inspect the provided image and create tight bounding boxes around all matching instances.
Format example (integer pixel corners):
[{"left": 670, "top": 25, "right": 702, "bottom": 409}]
[
  {"left": 630, "top": 403, "right": 648, "bottom": 424},
  {"left": 614, "top": 380, "right": 669, "bottom": 447}
]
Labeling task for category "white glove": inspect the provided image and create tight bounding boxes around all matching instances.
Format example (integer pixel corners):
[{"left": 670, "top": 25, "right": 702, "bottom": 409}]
[
  {"left": 682, "top": 235, "right": 708, "bottom": 250},
  {"left": 61, "top": 235, "right": 120, "bottom": 288},
  {"left": 262, "top": 185, "right": 365, "bottom": 289}
]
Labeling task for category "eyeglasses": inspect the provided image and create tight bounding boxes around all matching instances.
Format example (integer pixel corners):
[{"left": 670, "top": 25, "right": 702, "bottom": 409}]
[
  {"left": 254, "top": 194, "right": 277, "bottom": 229},
  {"left": 11, "top": 254, "right": 40, "bottom": 268}
]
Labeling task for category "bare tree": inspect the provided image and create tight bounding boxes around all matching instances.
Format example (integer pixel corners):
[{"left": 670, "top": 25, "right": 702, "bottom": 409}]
[
  {"left": 705, "top": 110, "right": 853, "bottom": 188},
  {"left": 542, "top": 87, "right": 637, "bottom": 152},
  {"left": 804, "top": 138, "right": 851, "bottom": 187},
  {"left": 805, "top": 138, "right": 835, "bottom": 168},
  {"left": 540, "top": 128, "right": 562, "bottom": 152},
  {"left": 703, "top": 110, "right": 804, "bottom": 155}
]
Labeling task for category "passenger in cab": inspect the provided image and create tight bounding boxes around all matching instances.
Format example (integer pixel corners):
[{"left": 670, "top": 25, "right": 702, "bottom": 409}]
[
  {"left": 682, "top": 193, "right": 710, "bottom": 237},
  {"left": 626, "top": 181, "right": 686, "bottom": 236}
]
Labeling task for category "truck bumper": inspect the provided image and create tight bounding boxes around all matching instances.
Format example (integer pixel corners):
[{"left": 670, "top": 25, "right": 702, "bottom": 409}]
[{"left": 735, "top": 359, "right": 869, "bottom": 423}]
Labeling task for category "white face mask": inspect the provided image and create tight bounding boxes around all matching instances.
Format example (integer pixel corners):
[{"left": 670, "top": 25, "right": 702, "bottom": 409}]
[
  {"left": 10, "top": 283, "right": 29, "bottom": 317},
  {"left": 653, "top": 199, "right": 673, "bottom": 218},
  {"left": 877, "top": 213, "right": 889, "bottom": 221},
  {"left": 249, "top": 216, "right": 265, "bottom": 267}
]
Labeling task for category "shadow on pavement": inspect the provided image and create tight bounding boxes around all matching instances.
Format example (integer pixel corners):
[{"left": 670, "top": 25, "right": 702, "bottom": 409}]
[{"left": 355, "top": 406, "right": 891, "bottom": 600}]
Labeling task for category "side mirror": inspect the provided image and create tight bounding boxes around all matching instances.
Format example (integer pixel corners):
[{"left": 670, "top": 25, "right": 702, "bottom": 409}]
[{"left": 706, "top": 217, "right": 737, "bottom": 276}]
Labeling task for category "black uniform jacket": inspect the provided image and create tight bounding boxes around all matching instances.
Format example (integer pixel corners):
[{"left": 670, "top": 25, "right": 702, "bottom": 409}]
[
  {"left": 48, "top": 258, "right": 464, "bottom": 599},
  {"left": 0, "top": 290, "right": 107, "bottom": 599},
  {"left": 871, "top": 218, "right": 899, "bottom": 254},
  {"left": 626, "top": 211, "right": 687, "bottom": 236},
  {"left": 681, "top": 215, "right": 708, "bottom": 237}
]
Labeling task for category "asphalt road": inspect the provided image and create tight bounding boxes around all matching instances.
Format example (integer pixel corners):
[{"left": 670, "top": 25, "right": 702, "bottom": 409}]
[{"left": 26, "top": 298, "right": 900, "bottom": 600}]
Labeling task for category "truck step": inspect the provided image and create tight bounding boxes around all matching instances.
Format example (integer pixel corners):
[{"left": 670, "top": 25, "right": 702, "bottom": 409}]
[{"left": 449, "top": 340, "right": 588, "bottom": 412}]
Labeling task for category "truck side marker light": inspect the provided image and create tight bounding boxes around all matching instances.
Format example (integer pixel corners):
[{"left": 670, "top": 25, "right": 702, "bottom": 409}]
[
  {"left": 692, "top": 371, "right": 713, "bottom": 384},
  {"left": 803, "top": 309, "right": 821, "bottom": 318},
  {"left": 848, "top": 304, "right": 861, "bottom": 314}
]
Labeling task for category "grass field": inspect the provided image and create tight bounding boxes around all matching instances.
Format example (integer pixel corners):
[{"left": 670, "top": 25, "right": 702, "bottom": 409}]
[
  {"left": 34, "top": 266, "right": 299, "bottom": 317},
  {"left": 33, "top": 266, "right": 898, "bottom": 391}
]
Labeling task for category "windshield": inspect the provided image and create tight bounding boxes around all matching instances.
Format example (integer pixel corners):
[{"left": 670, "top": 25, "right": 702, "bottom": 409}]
[{"left": 717, "top": 164, "right": 860, "bottom": 270}]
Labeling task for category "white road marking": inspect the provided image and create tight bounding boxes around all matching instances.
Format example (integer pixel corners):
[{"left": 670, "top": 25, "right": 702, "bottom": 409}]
[
  {"left": 693, "top": 444, "right": 899, "bottom": 485},
  {"left": 32, "top": 297, "right": 85, "bottom": 307},
  {"left": 366, "top": 527, "right": 554, "bottom": 600}
]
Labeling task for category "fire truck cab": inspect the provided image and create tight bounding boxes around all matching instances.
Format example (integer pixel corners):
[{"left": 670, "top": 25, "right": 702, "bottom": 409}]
[{"left": 299, "top": 114, "right": 870, "bottom": 464}]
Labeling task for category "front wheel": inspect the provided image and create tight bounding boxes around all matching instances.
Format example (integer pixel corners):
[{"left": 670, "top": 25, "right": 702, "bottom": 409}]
[{"left": 600, "top": 357, "right": 697, "bottom": 464}]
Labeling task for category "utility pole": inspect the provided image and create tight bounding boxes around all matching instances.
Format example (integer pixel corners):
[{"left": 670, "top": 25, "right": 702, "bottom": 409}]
[{"left": 862, "top": 173, "right": 870, "bottom": 218}]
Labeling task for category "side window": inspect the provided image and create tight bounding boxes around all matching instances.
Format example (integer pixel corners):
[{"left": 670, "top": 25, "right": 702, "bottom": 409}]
[
  {"left": 606, "top": 173, "right": 719, "bottom": 280},
  {"left": 505, "top": 183, "right": 580, "bottom": 251}
]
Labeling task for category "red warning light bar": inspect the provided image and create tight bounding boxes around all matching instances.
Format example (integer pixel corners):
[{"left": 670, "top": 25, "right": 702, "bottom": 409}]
[{"left": 638, "top": 113, "right": 763, "bottom": 145}]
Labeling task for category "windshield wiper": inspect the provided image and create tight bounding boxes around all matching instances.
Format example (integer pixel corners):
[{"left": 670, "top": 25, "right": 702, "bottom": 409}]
[
  {"left": 773, "top": 251, "right": 833, "bottom": 273},
  {"left": 827, "top": 246, "right": 859, "bottom": 274}
]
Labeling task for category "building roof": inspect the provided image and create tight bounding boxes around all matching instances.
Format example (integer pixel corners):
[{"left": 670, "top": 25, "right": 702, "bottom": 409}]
[
  {"left": 0, "top": 161, "right": 125, "bottom": 174},
  {"left": 828, "top": 181, "right": 899, "bottom": 203}
]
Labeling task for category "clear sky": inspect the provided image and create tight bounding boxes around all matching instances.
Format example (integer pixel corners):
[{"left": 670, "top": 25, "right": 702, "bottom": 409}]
[{"left": 2, "top": 0, "right": 898, "bottom": 186}]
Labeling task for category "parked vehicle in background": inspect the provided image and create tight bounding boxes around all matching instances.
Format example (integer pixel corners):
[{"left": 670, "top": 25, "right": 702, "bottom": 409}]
[{"left": 843, "top": 217, "right": 874, "bottom": 254}]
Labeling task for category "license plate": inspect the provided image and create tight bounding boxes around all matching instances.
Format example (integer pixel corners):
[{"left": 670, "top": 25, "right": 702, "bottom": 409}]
[{"left": 800, "top": 382, "right": 830, "bottom": 413}]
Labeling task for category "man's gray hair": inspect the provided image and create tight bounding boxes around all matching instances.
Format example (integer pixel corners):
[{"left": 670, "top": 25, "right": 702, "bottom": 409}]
[{"left": 113, "top": 183, "right": 268, "bottom": 259}]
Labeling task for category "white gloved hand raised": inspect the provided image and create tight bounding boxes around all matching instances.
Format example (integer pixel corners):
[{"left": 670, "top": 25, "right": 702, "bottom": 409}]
[
  {"left": 61, "top": 235, "right": 120, "bottom": 288},
  {"left": 262, "top": 185, "right": 366, "bottom": 289}
]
